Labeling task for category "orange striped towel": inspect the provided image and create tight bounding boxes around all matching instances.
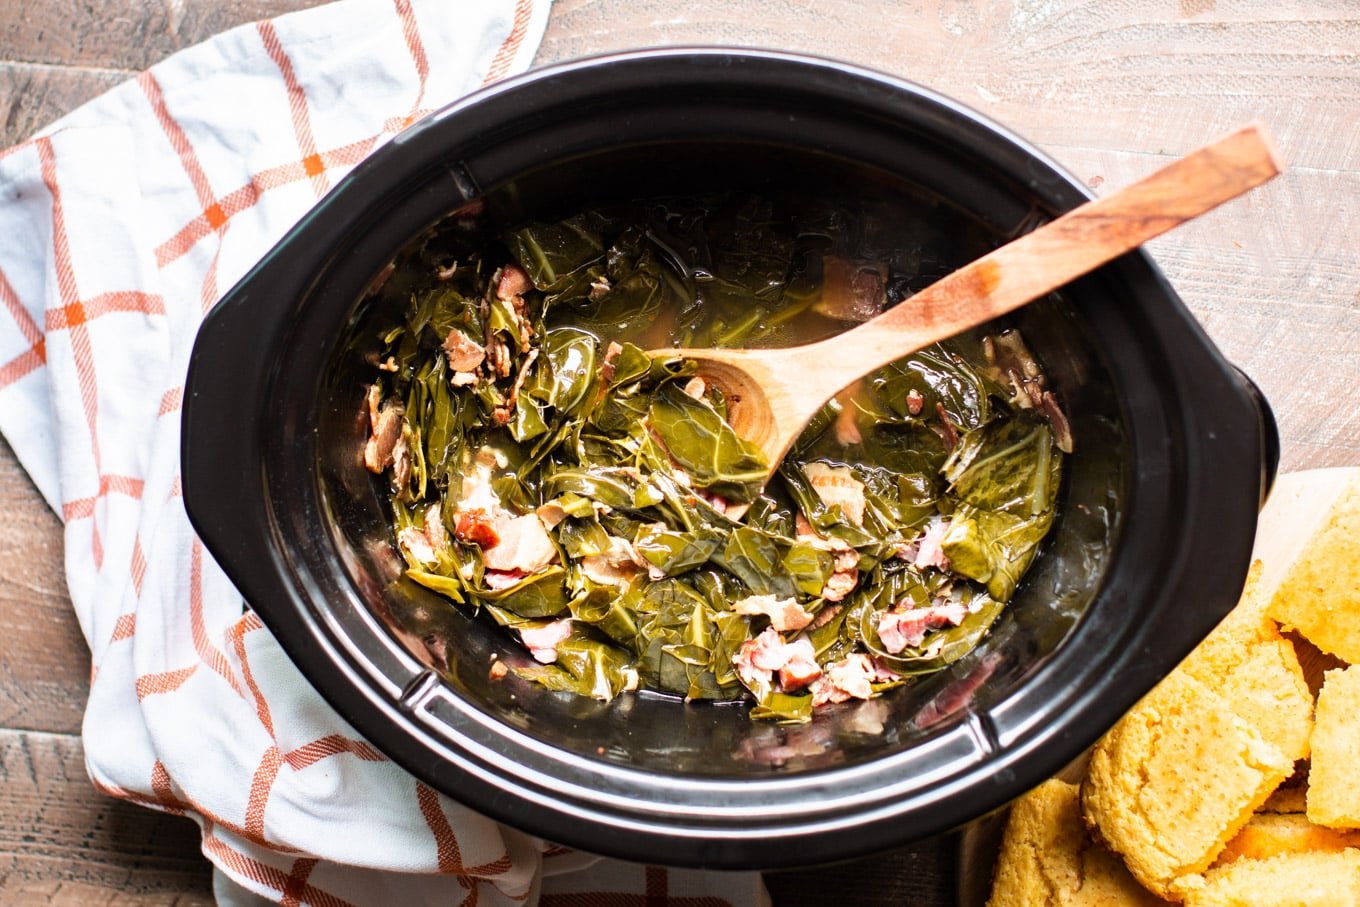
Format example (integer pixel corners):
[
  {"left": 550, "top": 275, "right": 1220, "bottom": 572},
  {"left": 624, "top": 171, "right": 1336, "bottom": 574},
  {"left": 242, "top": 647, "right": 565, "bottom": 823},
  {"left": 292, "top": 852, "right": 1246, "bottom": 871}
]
[{"left": 0, "top": 1, "right": 766, "bottom": 904}]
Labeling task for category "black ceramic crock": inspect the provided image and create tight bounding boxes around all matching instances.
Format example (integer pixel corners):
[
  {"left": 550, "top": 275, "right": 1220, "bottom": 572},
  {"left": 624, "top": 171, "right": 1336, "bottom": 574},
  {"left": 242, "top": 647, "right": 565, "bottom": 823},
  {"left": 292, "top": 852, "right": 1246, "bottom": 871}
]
[{"left": 181, "top": 49, "right": 1278, "bottom": 869}]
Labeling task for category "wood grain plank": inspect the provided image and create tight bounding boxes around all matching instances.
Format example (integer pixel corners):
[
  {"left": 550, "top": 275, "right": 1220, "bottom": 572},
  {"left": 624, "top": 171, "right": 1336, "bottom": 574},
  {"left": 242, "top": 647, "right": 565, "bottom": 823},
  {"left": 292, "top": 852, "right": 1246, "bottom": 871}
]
[
  {"left": 0, "top": 727, "right": 212, "bottom": 902},
  {"left": 1051, "top": 148, "right": 1360, "bottom": 473},
  {"left": 0, "top": 439, "right": 89, "bottom": 736},
  {"left": 1, "top": 0, "right": 320, "bottom": 72},
  {"left": 536, "top": 0, "right": 1360, "bottom": 169},
  {"left": 0, "top": 62, "right": 128, "bottom": 147}
]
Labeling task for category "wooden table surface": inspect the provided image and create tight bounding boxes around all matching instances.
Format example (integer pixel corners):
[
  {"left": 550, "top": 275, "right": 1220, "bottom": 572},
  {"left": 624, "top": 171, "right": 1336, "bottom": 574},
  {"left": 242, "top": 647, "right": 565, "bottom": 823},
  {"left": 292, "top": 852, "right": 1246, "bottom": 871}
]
[{"left": 1, "top": 0, "right": 1356, "bottom": 903}]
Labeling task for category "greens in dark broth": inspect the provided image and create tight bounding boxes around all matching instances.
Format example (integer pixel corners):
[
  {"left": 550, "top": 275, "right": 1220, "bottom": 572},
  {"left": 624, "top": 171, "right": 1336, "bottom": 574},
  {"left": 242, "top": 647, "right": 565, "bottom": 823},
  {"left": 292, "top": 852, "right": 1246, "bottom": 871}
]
[{"left": 359, "top": 194, "right": 1071, "bottom": 723}]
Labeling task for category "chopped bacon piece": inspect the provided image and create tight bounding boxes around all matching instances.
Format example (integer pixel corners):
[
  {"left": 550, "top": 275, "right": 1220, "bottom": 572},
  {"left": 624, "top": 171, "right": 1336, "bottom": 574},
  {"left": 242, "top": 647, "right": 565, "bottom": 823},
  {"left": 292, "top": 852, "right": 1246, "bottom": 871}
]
[
  {"left": 892, "top": 540, "right": 919, "bottom": 562},
  {"left": 391, "top": 432, "right": 410, "bottom": 490},
  {"left": 905, "top": 389, "right": 925, "bottom": 415},
  {"left": 366, "top": 383, "right": 382, "bottom": 426},
  {"left": 511, "top": 293, "right": 534, "bottom": 348},
  {"left": 600, "top": 340, "right": 624, "bottom": 384},
  {"left": 506, "top": 348, "right": 539, "bottom": 414},
  {"left": 441, "top": 327, "right": 486, "bottom": 372},
  {"left": 589, "top": 275, "right": 612, "bottom": 301},
  {"left": 519, "top": 618, "right": 573, "bottom": 664},
  {"left": 455, "top": 510, "right": 500, "bottom": 550},
  {"left": 876, "top": 601, "right": 967, "bottom": 654},
  {"left": 489, "top": 660, "right": 509, "bottom": 680},
  {"left": 935, "top": 402, "right": 959, "bottom": 452},
  {"left": 813, "top": 256, "right": 887, "bottom": 323},
  {"left": 822, "top": 568, "right": 858, "bottom": 602},
  {"left": 481, "top": 514, "right": 557, "bottom": 574},
  {"left": 397, "top": 526, "right": 437, "bottom": 566},
  {"left": 485, "top": 334, "right": 512, "bottom": 379},
  {"left": 833, "top": 402, "right": 862, "bottom": 446},
  {"left": 496, "top": 264, "right": 532, "bottom": 300},
  {"left": 804, "top": 462, "right": 867, "bottom": 527},
  {"left": 733, "top": 594, "right": 814, "bottom": 632},
  {"left": 535, "top": 501, "right": 569, "bottom": 530},
  {"left": 820, "top": 548, "right": 860, "bottom": 602},
  {"left": 732, "top": 629, "right": 822, "bottom": 694},
  {"left": 778, "top": 639, "right": 823, "bottom": 690},
  {"left": 795, "top": 512, "right": 822, "bottom": 544},
  {"left": 363, "top": 394, "right": 404, "bottom": 473},
  {"left": 483, "top": 570, "right": 525, "bottom": 591},
  {"left": 696, "top": 489, "right": 732, "bottom": 516},
  {"left": 423, "top": 502, "right": 446, "bottom": 550},
  {"left": 913, "top": 518, "right": 952, "bottom": 571},
  {"left": 1040, "top": 390, "right": 1075, "bottom": 453},
  {"left": 810, "top": 654, "right": 877, "bottom": 706},
  {"left": 871, "top": 658, "right": 902, "bottom": 684}
]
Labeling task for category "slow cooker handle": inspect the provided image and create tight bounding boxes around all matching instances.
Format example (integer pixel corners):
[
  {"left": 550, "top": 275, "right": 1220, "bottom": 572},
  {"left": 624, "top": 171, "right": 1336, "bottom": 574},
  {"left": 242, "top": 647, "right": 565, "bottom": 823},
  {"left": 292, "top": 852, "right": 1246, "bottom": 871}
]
[
  {"left": 1232, "top": 366, "right": 1279, "bottom": 510},
  {"left": 181, "top": 263, "right": 303, "bottom": 621}
]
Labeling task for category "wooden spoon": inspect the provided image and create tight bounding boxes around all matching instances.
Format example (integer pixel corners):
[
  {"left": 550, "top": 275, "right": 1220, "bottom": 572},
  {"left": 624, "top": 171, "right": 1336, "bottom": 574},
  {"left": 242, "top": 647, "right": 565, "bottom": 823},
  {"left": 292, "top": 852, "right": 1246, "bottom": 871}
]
[{"left": 650, "top": 122, "right": 1283, "bottom": 478}]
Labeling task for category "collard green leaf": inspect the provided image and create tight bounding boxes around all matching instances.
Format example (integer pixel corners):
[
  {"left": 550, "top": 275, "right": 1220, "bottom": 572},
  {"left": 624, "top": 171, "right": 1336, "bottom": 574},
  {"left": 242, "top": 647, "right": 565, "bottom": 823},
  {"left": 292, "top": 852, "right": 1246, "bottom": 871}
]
[
  {"left": 749, "top": 692, "right": 814, "bottom": 724},
  {"left": 569, "top": 584, "right": 641, "bottom": 645},
  {"left": 940, "top": 418, "right": 1061, "bottom": 601},
  {"left": 781, "top": 541, "right": 834, "bottom": 598},
  {"left": 513, "top": 633, "right": 639, "bottom": 700},
  {"left": 647, "top": 383, "right": 768, "bottom": 501},
  {"left": 406, "top": 568, "right": 467, "bottom": 603},
  {"left": 711, "top": 527, "right": 794, "bottom": 598},
  {"left": 864, "top": 344, "right": 990, "bottom": 430},
  {"left": 634, "top": 527, "right": 724, "bottom": 577},
  {"left": 477, "top": 567, "right": 570, "bottom": 619},
  {"left": 504, "top": 213, "right": 608, "bottom": 304}
]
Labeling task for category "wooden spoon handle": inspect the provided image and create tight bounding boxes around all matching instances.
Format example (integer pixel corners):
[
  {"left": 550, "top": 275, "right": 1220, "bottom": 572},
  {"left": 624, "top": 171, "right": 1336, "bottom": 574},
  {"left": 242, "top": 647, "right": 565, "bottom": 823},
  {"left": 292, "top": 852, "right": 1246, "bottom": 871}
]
[{"left": 813, "top": 122, "right": 1283, "bottom": 371}]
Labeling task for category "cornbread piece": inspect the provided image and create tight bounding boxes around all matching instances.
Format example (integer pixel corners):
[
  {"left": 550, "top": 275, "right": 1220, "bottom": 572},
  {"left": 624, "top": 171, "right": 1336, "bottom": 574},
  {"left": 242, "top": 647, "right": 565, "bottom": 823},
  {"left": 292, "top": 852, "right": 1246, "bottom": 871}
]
[
  {"left": 1179, "top": 849, "right": 1360, "bottom": 907},
  {"left": 1308, "top": 667, "right": 1360, "bottom": 829},
  {"left": 1183, "top": 638, "right": 1313, "bottom": 764},
  {"left": 987, "top": 779, "right": 1168, "bottom": 906},
  {"left": 1083, "top": 627, "right": 1315, "bottom": 901},
  {"left": 1084, "top": 667, "right": 1295, "bottom": 898},
  {"left": 1215, "top": 812, "right": 1360, "bottom": 864},
  {"left": 1267, "top": 477, "right": 1360, "bottom": 663},
  {"left": 1083, "top": 557, "right": 1316, "bottom": 899}
]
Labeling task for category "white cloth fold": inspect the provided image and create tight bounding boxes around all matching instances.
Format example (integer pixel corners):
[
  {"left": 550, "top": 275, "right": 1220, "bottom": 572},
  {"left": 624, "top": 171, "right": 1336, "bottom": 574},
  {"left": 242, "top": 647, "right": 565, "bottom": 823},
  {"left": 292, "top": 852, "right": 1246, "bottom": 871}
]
[{"left": 0, "top": 1, "right": 766, "bottom": 903}]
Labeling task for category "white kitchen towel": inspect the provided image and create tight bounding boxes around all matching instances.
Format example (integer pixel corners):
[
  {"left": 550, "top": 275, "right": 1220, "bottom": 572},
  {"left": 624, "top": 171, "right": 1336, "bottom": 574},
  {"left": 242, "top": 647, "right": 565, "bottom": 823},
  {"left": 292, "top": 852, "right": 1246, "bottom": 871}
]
[{"left": 0, "top": 1, "right": 767, "bottom": 904}]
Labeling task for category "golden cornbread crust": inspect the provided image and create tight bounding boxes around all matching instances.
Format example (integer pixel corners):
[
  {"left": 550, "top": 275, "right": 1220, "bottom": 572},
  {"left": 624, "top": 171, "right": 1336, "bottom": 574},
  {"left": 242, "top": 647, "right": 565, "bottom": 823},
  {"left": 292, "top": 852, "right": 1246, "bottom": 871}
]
[
  {"left": 1179, "top": 848, "right": 1360, "bottom": 907},
  {"left": 1082, "top": 669, "right": 1297, "bottom": 898},
  {"left": 1215, "top": 812, "right": 1360, "bottom": 865},
  {"left": 1268, "top": 479, "right": 1360, "bottom": 663},
  {"left": 987, "top": 779, "right": 1168, "bottom": 906},
  {"left": 990, "top": 473, "right": 1360, "bottom": 907},
  {"left": 1082, "top": 566, "right": 1315, "bottom": 899},
  {"left": 1308, "top": 666, "right": 1360, "bottom": 829}
]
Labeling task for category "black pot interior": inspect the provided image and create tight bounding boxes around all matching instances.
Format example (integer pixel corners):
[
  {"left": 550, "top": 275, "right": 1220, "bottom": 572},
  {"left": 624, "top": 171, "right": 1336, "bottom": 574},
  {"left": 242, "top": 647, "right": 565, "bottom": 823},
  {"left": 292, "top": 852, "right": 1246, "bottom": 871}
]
[{"left": 313, "top": 137, "right": 1125, "bottom": 777}]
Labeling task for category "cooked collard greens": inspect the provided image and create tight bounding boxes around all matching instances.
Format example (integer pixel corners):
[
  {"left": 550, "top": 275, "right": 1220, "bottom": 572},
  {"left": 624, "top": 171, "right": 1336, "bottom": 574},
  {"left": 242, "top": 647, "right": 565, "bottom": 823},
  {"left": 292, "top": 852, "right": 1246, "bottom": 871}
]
[{"left": 361, "top": 196, "right": 1068, "bottom": 723}]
